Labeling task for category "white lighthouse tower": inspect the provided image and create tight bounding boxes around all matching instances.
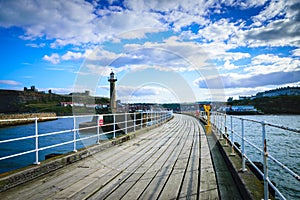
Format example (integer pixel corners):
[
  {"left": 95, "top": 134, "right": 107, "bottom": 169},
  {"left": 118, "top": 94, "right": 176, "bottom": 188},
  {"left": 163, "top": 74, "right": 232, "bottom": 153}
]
[{"left": 108, "top": 70, "right": 117, "bottom": 113}]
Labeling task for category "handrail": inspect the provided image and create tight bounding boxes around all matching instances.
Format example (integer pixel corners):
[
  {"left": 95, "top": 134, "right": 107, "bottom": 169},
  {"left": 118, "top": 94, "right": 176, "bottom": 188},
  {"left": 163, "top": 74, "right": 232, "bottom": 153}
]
[
  {"left": 0, "top": 111, "right": 173, "bottom": 173},
  {"left": 197, "top": 111, "right": 299, "bottom": 200}
]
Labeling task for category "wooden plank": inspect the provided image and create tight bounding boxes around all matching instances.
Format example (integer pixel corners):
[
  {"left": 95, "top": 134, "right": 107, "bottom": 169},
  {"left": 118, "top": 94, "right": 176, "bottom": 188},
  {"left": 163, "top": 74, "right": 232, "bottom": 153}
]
[
  {"left": 158, "top": 119, "right": 195, "bottom": 199},
  {"left": 107, "top": 118, "right": 188, "bottom": 200},
  {"left": 179, "top": 120, "right": 200, "bottom": 199},
  {"left": 199, "top": 129, "right": 219, "bottom": 200},
  {"left": 56, "top": 118, "right": 184, "bottom": 200},
  {"left": 68, "top": 135, "right": 169, "bottom": 200},
  {"left": 0, "top": 114, "right": 220, "bottom": 200},
  {"left": 89, "top": 116, "right": 189, "bottom": 200},
  {"left": 138, "top": 119, "right": 191, "bottom": 200}
]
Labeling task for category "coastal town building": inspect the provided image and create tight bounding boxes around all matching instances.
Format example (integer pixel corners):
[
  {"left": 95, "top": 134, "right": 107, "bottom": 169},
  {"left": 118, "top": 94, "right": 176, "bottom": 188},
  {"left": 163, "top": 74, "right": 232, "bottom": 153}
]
[
  {"left": 256, "top": 86, "right": 300, "bottom": 98},
  {"left": 228, "top": 86, "right": 300, "bottom": 102}
]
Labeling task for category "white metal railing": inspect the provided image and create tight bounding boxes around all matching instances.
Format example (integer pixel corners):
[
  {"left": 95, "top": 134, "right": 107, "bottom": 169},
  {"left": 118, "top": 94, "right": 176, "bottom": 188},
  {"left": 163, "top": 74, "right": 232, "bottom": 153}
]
[
  {"left": 0, "top": 111, "right": 173, "bottom": 171},
  {"left": 196, "top": 111, "right": 300, "bottom": 200}
]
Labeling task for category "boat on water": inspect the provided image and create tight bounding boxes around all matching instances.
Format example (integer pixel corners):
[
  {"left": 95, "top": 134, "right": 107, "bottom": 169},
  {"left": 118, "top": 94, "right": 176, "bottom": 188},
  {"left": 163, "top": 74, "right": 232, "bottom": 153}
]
[{"left": 220, "top": 105, "right": 262, "bottom": 115}]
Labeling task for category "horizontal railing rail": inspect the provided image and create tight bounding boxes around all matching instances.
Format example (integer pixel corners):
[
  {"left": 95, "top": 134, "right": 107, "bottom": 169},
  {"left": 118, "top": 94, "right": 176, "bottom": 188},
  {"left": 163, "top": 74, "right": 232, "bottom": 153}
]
[
  {"left": 196, "top": 111, "right": 299, "bottom": 200},
  {"left": 0, "top": 111, "right": 173, "bottom": 172}
]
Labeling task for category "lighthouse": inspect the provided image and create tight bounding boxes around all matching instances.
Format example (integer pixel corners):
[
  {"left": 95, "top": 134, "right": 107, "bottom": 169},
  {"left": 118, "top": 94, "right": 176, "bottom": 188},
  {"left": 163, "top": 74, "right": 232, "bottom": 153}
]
[{"left": 108, "top": 70, "right": 117, "bottom": 113}]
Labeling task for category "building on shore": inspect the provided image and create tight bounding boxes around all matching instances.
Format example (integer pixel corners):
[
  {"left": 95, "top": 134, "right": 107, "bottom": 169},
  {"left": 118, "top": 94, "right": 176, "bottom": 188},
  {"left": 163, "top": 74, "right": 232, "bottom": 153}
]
[{"left": 256, "top": 86, "right": 300, "bottom": 98}]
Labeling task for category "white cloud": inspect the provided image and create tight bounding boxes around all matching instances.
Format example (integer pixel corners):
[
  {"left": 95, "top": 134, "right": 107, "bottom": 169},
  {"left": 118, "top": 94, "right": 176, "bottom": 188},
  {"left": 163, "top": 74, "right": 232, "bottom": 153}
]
[
  {"left": 223, "top": 60, "right": 239, "bottom": 70},
  {"left": 292, "top": 48, "right": 300, "bottom": 56},
  {"left": 38, "top": 87, "right": 74, "bottom": 94},
  {"left": 196, "top": 70, "right": 300, "bottom": 89},
  {"left": 244, "top": 1, "right": 300, "bottom": 47},
  {"left": 43, "top": 49, "right": 94, "bottom": 64},
  {"left": 26, "top": 43, "right": 46, "bottom": 48},
  {"left": 0, "top": 80, "right": 22, "bottom": 85},
  {"left": 246, "top": 54, "right": 299, "bottom": 74},
  {"left": 197, "top": 19, "right": 239, "bottom": 43},
  {"left": 61, "top": 51, "right": 83, "bottom": 61},
  {"left": 0, "top": 0, "right": 212, "bottom": 47},
  {"left": 252, "top": 0, "right": 286, "bottom": 25},
  {"left": 0, "top": 0, "right": 96, "bottom": 46},
  {"left": 116, "top": 85, "right": 182, "bottom": 103},
  {"left": 221, "top": 0, "right": 269, "bottom": 9},
  {"left": 43, "top": 53, "right": 60, "bottom": 64}
]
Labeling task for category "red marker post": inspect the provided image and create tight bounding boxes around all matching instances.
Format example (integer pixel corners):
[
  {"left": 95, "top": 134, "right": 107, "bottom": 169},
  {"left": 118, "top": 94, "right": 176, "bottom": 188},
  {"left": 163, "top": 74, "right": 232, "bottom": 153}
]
[{"left": 98, "top": 115, "right": 104, "bottom": 126}]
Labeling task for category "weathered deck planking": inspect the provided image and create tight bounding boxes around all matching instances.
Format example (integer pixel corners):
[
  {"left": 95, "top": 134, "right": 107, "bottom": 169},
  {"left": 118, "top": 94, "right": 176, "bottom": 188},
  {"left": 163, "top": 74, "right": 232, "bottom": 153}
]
[{"left": 0, "top": 114, "right": 219, "bottom": 200}]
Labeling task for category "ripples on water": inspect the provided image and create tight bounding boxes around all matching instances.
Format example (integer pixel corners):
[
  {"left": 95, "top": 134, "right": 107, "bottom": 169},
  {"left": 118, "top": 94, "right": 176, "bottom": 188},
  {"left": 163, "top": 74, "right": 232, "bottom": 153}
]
[
  {"left": 227, "top": 115, "right": 300, "bottom": 200},
  {"left": 0, "top": 116, "right": 108, "bottom": 174}
]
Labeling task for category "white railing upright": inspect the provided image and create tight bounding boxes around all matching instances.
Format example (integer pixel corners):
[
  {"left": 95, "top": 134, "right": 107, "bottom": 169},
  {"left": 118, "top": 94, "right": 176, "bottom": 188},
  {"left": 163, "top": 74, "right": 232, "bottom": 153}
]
[
  {"left": 0, "top": 111, "right": 173, "bottom": 173},
  {"left": 196, "top": 111, "right": 300, "bottom": 200}
]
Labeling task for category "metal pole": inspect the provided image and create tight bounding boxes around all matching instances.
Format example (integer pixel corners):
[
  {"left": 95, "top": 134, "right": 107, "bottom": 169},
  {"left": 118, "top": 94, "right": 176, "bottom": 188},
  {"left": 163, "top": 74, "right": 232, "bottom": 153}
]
[
  {"left": 216, "top": 113, "right": 218, "bottom": 130},
  {"left": 125, "top": 113, "right": 127, "bottom": 134},
  {"left": 224, "top": 126, "right": 229, "bottom": 147},
  {"left": 158, "top": 112, "right": 160, "bottom": 124},
  {"left": 220, "top": 114, "right": 224, "bottom": 140},
  {"left": 113, "top": 114, "right": 116, "bottom": 139},
  {"left": 34, "top": 117, "right": 40, "bottom": 165},
  {"left": 140, "top": 112, "right": 142, "bottom": 129},
  {"left": 230, "top": 115, "right": 235, "bottom": 156},
  {"left": 262, "top": 121, "right": 269, "bottom": 200},
  {"left": 97, "top": 115, "right": 100, "bottom": 144},
  {"left": 134, "top": 112, "right": 136, "bottom": 132},
  {"left": 223, "top": 115, "right": 228, "bottom": 146},
  {"left": 73, "top": 116, "right": 77, "bottom": 152},
  {"left": 146, "top": 111, "right": 148, "bottom": 127},
  {"left": 165, "top": 111, "right": 167, "bottom": 122},
  {"left": 214, "top": 113, "right": 216, "bottom": 127},
  {"left": 241, "top": 118, "right": 246, "bottom": 172}
]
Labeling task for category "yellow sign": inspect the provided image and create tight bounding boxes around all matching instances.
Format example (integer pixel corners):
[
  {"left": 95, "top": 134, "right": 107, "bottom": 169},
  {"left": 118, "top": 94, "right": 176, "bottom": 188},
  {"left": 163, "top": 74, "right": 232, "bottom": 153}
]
[
  {"left": 203, "top": 105, "right": 211, "bottom": 134},
  {"left": 203, "top": 105, "right": 210, "bottom": 112}
]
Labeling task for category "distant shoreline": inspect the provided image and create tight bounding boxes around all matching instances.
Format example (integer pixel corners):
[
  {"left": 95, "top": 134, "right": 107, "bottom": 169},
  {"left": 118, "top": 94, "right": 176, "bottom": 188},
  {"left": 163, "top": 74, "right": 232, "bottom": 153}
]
[{"left": 0, "top": 113, "right": 57, "bottom": 128}]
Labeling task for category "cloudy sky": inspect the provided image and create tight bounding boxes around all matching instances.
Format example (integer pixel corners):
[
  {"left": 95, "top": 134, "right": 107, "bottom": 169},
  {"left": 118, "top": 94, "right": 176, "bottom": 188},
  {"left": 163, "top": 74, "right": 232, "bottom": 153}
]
[{"left": 0, "top": 0, "right": 299, "bottom": 103}]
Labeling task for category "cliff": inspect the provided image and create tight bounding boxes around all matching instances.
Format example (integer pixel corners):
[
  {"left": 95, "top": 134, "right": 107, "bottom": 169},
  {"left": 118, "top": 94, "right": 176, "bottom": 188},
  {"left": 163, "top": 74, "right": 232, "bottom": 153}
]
[
  {"left": 0, "top": 89, "right": 70, "bottom": 113},
  {"left": 0, "top": 89, "right": 110, "bottom": 115},
  {"left": 228, "top": 95, "right": 300, "bottom": 114}
]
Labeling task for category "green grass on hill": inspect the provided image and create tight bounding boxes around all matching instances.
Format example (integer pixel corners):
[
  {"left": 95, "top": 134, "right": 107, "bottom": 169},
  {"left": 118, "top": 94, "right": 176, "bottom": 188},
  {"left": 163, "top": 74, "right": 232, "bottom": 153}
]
[{"left": 228, "top": 95, "right": 300, "bottom": 114}]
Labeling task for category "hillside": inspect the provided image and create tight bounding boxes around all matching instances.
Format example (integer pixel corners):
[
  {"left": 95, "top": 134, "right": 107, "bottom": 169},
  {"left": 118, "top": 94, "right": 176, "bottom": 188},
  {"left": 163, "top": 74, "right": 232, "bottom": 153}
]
[
  {"left": 228, "top": 95, "right": 300, "bottom": 114},
  {"left": 0, "top": 89, "right": 109, "bottom": 115}
]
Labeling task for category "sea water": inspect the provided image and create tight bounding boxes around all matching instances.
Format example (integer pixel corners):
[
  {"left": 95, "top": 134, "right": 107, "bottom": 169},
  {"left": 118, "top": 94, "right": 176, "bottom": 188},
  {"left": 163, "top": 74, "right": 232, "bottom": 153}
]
[{"left": 226, "top": 115, "right": 300, "bottom": 199}]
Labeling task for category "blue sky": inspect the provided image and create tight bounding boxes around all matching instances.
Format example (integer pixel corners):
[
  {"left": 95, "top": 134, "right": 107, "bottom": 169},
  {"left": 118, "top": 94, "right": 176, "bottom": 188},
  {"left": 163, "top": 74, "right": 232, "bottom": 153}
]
[{"left": 0, "top": 0, "right": 299, "bottom": 103}]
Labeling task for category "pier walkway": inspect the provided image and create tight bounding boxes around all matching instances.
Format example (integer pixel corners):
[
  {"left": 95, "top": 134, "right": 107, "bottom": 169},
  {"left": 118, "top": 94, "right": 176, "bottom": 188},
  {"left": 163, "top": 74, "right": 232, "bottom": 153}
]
[{"left": 1, "top": 114, "right": 219, "bottom": 199}]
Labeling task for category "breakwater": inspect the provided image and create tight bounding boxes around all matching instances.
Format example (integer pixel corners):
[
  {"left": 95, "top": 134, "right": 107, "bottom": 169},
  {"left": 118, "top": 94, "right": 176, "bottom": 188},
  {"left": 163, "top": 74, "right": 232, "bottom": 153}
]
[{"left": 0, "top": 113, "right": 57, "bottom": 127}]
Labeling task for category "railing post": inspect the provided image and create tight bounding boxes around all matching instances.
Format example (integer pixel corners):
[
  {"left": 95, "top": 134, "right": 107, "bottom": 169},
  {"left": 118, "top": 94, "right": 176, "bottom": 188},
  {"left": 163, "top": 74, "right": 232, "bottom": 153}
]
[
  {"left": 219, "top": 113, "right": 224, "bottom": 140},
  {"left": 134, "top": 112, "right": 136, "bottom": 132},
  {"left": 230, "top": 115, "right": 236, "bottom": 156},
  {"left": 223, "top": 113, "right": 228, "bottom": 147},
  {"left": 262, "top": 121, "right": 269, "bottom": 200},
  {"left": 34, "top": 117, "right": 40, "bottom": 165},
  {"left": 73, "top": 116, "right": 77, "bottom": 152},
  {"left": 216, "top": 112, "right": 218, "bottom": 130},
  {"left": 125, "top": 113, "right": 127, "bottom": 134},
  {"left": 113, "top": 114, "right": 116, "bottom": 139},
  {"left": 140, "top": 112, "right": 142, "bottom": 129},
  {"left": 213, "top": 113, "right": 216, "bottom": 128},
  {"left": 146, "top": 111, "right": 148, "bottom": 126},
  {"left": 97, "top": 115, "right": 100, "bottom": 144},
  {"left": 241, "top": 118, "right": 247, "bottom": 172},
  {"left": 165, "top": 111, "right": 167, "bottom": 122}
]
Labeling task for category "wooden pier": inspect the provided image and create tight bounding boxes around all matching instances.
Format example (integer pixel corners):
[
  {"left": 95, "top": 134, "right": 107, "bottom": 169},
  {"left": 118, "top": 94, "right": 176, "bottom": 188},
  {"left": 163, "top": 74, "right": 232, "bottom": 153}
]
[{"left": 1, "top": 114, "right": 219, "bottom": 199}]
